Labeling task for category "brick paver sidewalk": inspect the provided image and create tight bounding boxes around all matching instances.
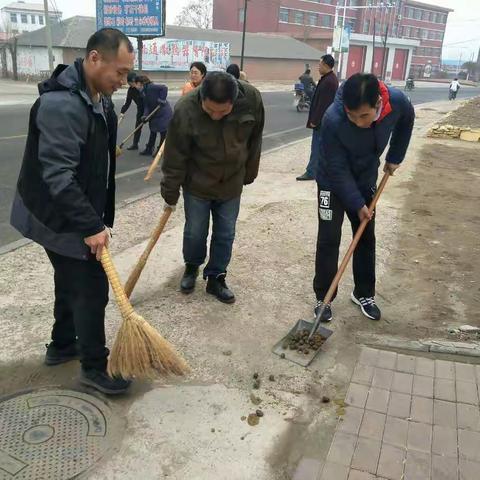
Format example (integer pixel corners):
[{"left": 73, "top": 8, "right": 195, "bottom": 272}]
[{"left": 319, "top": 347, "right": 480, "bottom": 480}]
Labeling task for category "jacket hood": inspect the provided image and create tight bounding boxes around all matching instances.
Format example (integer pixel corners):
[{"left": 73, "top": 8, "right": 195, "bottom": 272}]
[{"left": 38, "top": 58, "right": 86, "bottom": 96}]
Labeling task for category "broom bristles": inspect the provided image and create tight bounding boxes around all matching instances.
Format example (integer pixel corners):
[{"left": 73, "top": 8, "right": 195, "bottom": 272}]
[{"left": 107, "top": 312, "right": 190, "bottom": 379}]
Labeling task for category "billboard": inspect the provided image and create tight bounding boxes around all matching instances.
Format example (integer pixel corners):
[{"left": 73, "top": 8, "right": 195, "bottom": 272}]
[
  {"left": 333, "top": 25, "right": 351, "bottom": 53},
  {"left": 133, "top": 38, "right": 230, "bottom": 72},
  {"left": 96, "top": 0, "right": 166, "bottom": 36}
]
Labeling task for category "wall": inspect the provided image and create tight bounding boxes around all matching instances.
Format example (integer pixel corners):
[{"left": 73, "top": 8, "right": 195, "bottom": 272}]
[{"left": 6, "top": 45, "right": 63, "bottom": 78}]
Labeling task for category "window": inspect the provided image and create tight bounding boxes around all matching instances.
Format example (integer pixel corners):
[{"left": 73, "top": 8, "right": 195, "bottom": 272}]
[
  {"left": 279, "top": 7, "right": 289, "bottom": 23},
  {"left": 39, "top": 15, "right": 44, "bottom": 25},
  {"left": 308, "top": 13, "right": 318, "bottom": 26},
  {"left": 294, "top": 11, "right": 304, "bottom": 25},
  {"left": 421, "top": 29, "right": 428, "bottom": 39},
  {"left": 21, "top": 14, "right": 28, "bottom": 23},
  {"left": 407, "top": 7, "right": 414, "bottom": 18},
  {"left": 10, "top": 13, "right": 17, "bottom": 23},
  {"left": 238, "top": 7, "right": 244, "bottom": 23},
  {"left": 363, "top": 19, "right": 370, "bottom": 34},
  {"left": 321, "top": 15, "right": 331, "bottom": 28},
  {"left": 432, "top": 12, "right": 438, "bottom": 23},
  {"left": 414, "top": 9, "right": 422, "bottom": 20},
  {"left": 348, "top": 19, "right": 356, "bottom": 32},
  {"left": 31, "top": 15, "right": 36, "bottom": 24},
  {"left": 404, "top": 27, "right": 411, "bottom": 37}
]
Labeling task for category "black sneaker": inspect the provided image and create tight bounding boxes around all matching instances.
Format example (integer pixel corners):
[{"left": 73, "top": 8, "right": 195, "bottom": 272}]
[
  {"left": 126, "top": 144, "right": 138, "bottom": 151},
  {"left": 351, "top": 292, "right": 381, "bottom": 320},
  {"left": 139, "top": 149, "right": 153, "bottom": 156},
  {"left": 45, "top": 342, "right": 79, "bottom": 366},
  {"left": 206, "top": 274, "right": 235, "bottom": 304},
  {"left": 180, "top": 263, "right": 199, "bottom": 294},
  {"left": 296, "top": 172, "right": 315, "bottom": 181},
  {"left": 314, "top": 301, "right": 333, "bottom": 322},
  {"left": 80, "top": 369, "right": 132, "bottom": 395}
]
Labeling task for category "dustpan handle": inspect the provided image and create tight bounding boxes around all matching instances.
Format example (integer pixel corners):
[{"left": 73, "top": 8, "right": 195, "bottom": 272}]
[{"left": 101, "top": 247, "right": 135, "bottom": 318}]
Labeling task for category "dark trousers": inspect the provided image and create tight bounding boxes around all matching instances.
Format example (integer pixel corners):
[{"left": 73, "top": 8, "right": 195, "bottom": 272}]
[
  {"left": 305, "top": 128, "right": 321, "bottom": 178},
  {"left": 132, "top": 111, "right": 144, "bottom": 147},
  {"left": 45, "top": 249, "right": 109, "bottom": 371},
  {"left": 145, "top": 130, "right": 166, "bottom": 154},
  {"left": 313, "top": 186, "right": 376, "bottom": 302},
  {"left": 183, "top": 191, "right": 241, "bottom": 278}
]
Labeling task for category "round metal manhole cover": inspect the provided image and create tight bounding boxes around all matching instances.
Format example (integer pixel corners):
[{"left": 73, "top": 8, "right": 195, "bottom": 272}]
[{"left": 0, "top": 389, "right": 116, "bottom": 480}]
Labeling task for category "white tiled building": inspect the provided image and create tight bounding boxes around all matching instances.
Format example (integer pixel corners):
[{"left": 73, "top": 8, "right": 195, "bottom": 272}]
[{"left": 0, "top": 1, "right": 62, "bottom": 35}]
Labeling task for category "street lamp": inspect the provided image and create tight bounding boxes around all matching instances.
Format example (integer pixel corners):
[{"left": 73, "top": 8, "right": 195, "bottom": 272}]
[{"left": 240, "top": 0, "right": 249, "bottom": 70}]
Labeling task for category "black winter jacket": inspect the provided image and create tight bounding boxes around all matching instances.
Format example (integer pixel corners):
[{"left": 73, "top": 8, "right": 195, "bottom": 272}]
[{"left": 10, "top": 58, "right": 117, "bottom": 260}]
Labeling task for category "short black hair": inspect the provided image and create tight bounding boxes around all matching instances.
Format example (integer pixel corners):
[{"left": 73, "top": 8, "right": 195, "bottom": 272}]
[
  {"left": 200, "top": 71, "right": 239, "bottom": 104},
  {"left": 86, "top": 28, "right": 133, "bottom": 58},
  {"left": 226, "top": 63, "right": 240, "bottom": 79},
  {"left": 321, "top": 54, "right": 335, "bottom": 69},
  {"left": 305, "top": 69, "right": 311, "bottom": 74},
  {"left": 134, "top": 75, "right": 151, "bottom": 85},
  {"left": 343, "top": 73, "right": 380, "bottom": 110},
  {"left": 127, "top": 71, "right": 137, "bottom": 83},
  {"left": 190, "top": 61, "right": 207, "bottom": 77}
]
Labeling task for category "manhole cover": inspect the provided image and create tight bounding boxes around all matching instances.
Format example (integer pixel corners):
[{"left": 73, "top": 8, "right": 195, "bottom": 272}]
[{"left": 0, "top": 389, "right": 116, "bottom": 479}]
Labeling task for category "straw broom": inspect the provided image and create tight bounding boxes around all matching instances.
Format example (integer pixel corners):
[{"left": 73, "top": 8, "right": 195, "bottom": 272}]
[
  {"left": 144, "top": 140, "right": 165, "bottom": 181},
  {"left": 124, "top": 206, "right": 173, "bottom": 299},
  {"left": 100, "top": 247, "right": 189, "bottom": 379}
]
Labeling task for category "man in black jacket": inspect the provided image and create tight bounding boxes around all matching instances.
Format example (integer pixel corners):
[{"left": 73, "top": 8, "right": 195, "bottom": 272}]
[
  {"left": 296, "top": 55, "right": 338, "bottom": 181},
  {"left": 119, "top": 71, "right": 144, "bottom": 150},
  {"left": 10, "top": 28, "right": 134, "bottom": 395}
]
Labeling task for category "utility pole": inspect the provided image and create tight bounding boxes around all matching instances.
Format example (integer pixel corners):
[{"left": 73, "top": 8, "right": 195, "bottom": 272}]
[
  {"left": 137, "top": 37, "right": 143, "bottom": 72},
  {"left": 43, "top": 0, "right": 54, "bottom": 73},
  {"left": 240, "top": 0, "right": 248, "bottom": 70},
  {"left": 371, "top": 9, "right": 376, "bottom": 74}
]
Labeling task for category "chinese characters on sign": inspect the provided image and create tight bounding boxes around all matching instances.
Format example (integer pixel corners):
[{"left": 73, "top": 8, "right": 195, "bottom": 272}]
[
  {"left": 132, "top": 38, "right": 231, "bottom": 72},
  {"left": 96, "top": 0, "right": 165, "bottom": 36}
]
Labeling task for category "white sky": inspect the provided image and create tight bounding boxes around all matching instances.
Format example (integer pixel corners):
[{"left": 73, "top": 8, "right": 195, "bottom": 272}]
[{"left": 0, "top": 0, "right": 478, "bottom": 61}]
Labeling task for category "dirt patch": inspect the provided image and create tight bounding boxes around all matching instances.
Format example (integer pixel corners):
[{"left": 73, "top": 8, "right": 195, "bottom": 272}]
[
  {"left": 363, "top": 141, "right": 480, "bottom": 339},
  {"left": 439, "top": 96, "right": 480, "bottom": 129}
]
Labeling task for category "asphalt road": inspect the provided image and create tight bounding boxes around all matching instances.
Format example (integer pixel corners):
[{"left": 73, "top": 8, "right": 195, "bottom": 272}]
[{"left": 1, "top": 86, "right": 479, "bottom": 251}]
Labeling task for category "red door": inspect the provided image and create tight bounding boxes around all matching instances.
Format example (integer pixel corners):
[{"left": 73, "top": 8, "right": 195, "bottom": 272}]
[
  {"left": 392, "top": 48, "right": 409, "bottom": 80},
  {"left": 346, "top": 46, "right": 366, "bottom": 78},
  {"left": 373, "top": 47, "right": 389, "bottom": 78}
]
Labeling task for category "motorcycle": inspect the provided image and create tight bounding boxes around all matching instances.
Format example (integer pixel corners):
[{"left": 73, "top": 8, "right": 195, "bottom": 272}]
[
  {"left": 404, "top": 77, "right": 415, "bottom": 91},
  {"left": 293, "top": 83, "right": 310, "bottom": 112}
]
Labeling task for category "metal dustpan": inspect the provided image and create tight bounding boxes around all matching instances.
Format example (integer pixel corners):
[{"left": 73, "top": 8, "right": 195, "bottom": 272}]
[{"left": 272, "top": 319, "right": 333, "bottom": 367}]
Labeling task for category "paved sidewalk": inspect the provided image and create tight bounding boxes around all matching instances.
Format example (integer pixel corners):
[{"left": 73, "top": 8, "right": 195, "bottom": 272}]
[{"left": 313, "top": 347, "right": 480, "bottom": 480}]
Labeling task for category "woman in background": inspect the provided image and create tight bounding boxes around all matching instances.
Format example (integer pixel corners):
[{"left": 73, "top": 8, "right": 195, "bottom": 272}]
[
  {"left": 134, "top": 75, "right": 173, "bottom": 156},
  {"left": 181, "top": 61, "right": 207, "bottom": 96}
]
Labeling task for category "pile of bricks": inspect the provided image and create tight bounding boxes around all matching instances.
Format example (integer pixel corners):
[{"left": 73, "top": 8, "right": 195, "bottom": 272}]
[
  {"left": 427, "top": 125, "right": 480, "bottom": 142},
  {"left": 427, "top": 124, "right": 463, "bottom": 139}
]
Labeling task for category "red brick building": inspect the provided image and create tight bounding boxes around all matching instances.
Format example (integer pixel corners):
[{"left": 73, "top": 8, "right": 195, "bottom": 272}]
[{"left": 213, "top": 0, "right": 452, "bottom": 79}]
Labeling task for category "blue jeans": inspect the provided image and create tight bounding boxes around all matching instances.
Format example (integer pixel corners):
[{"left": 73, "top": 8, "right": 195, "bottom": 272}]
[
  {"left": 183, "top": 191, "right": 241, "bottom": 278},
  {"left": 305, "top": 128, "right": 322, "bottom": 178}
]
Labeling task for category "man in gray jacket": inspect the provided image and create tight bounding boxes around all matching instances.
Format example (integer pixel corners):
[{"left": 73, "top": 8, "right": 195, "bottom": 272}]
[{"left": 10, "top": 28, "right": 134, "bottom": 394}]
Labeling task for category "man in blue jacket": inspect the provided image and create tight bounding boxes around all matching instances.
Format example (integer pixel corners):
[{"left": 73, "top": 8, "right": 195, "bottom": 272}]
[
  {"left": 314, "top": 73, "right": 414, "bottom": 322},
  {"left": 10, "top": 28, "right": 134, "bottom": 394}
]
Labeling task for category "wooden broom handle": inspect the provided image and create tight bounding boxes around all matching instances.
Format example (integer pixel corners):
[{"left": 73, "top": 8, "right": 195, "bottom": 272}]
[
  {"left": 322, "top": 172, "right": 390, "bottom": 305},
  {"left": 119, "top": 104, "right": 161, "bottom": 148},
  {"left": 123, "top": 207, "right": 173, "bottom": 298},
  {"left": 100, "top": 247, "right": 135, "bottom": 318},
  {"left": 144, "top": 141, "right": 165, "bottom": 181}
]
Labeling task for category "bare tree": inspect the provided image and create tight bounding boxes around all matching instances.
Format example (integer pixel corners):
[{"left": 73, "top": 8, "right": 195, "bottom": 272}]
[
  {"left": 0, "top": 19, "right": 18, "bottom": 80},
  {"left": 174, "top": 0, "right": 213, "bottom": 29}
]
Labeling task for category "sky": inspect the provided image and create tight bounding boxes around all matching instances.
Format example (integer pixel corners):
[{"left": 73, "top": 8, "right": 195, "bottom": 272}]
[{"left": 0, "top": 0, "right": 478, "bottom": 61}]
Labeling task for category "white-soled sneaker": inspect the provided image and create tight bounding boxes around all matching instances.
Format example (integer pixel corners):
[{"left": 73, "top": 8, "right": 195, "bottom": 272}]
[{"left": 351, "top": 292, "right": 381, "bottom": 320}]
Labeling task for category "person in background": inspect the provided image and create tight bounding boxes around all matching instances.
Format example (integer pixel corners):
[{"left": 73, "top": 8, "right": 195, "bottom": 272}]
[
  {"left": 161, "top": 72, "right": 265, "bottom": 304},
  {"left": 296, "top": 54, "right": 338, "bottom": 181},
  {"left": 119, "top": 71, "right": 144, "bottom": 150},
  {"left": 181, "top": 61, "right": 207, "bottom": 96},
  {"left": 10, "top": 28, "right": 135, "bottom": 395},
  {"left": 449, "top": 78, "right": 460, "bottom": 100},
  {"left": 313, "top": 73, "right": 414, "bottom": 323},
  {"left": 226, "top": 63, "right": 240, "bottom": 79},
  {"left": 134, "top": 75, "right": 173, "bottom": 156},
  {"left": 299, "top": 68, "right": 316, "bottom": 102}
]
